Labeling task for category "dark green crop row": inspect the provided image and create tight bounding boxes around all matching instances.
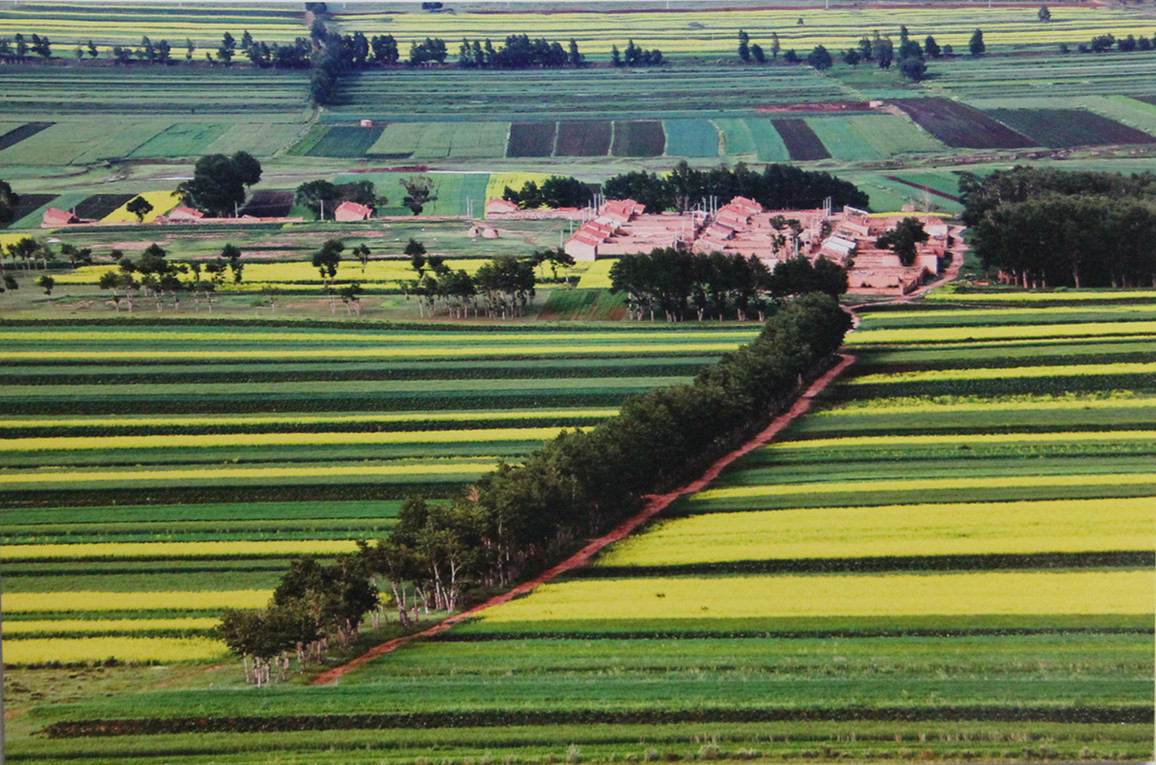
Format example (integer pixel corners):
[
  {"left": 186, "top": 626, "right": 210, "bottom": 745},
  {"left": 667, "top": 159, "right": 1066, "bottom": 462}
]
[
  {"left": 0, "top": 391, "right": 630, "bottom": 416},
  {"left": 4, "top": 482, "right": 467, "bottom": 509},
  {"left": 0, "top": 359, "right": 717, "bottom": 387},
  {"left": 569, "top": 551, "right": 1155, "bottom": 579},
  {"left": 40, "top": 705, "right": 1154, "bottom": 739},
  {"left": 4, "top": 417, "right": 602, "bottom": 439}
]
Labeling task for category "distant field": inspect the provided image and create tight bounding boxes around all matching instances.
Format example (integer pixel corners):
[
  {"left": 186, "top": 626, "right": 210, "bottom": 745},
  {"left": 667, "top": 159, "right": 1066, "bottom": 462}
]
[
  {"left": 892, "top": 98, "right": 1035, "bottom": 149},
  {"left": 986, "top": 108, "right": 1156, "bottom": 148}
]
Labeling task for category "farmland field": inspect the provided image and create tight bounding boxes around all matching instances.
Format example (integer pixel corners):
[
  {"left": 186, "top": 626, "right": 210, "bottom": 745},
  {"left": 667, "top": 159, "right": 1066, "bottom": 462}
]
[
  {"left": 7, "top": 292, "right": 1153, "bottom": 763},
  {"left": 0, "top": 321, "right": 756, "bottom": 670},
  {"left": 9, "top": 1, "right": 1156, "bottom": 762}
]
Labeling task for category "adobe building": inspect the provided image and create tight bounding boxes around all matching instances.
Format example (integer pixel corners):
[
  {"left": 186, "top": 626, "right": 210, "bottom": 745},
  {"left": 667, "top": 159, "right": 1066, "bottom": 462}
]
[
  {"left": 334, "top": 201, "right": 373, "bottom": 222},
  {"left": 41, "top": 208, "right": 79, "bottom": 228}
]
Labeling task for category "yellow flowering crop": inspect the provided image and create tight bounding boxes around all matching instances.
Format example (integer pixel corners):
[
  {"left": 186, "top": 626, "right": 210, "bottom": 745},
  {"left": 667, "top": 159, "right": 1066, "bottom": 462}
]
[
  {"left": 814, "top": 394, "right": 1153, "bottom": 417},
  {"left": 598, "top": 497, "right": 1155, "bottom": 567},
  {"left": 691, "top": 472, "right": 1156, "bottom": 502},
  {"left": 865, "top": 305, "right": 1153, "bottom": 321},
  {"left": 1, "top": 342, "right": 745, "bottom": 361},
  {"left": 771, "top": 430, "right": 1156, "bottom": 450},
  {"left": 100, "top": 191, "right": 181, "bottom": 224},
  {"left": 0, "top": 461, "right": 499, "bottom": 486},
  {"left": 847, "top": 362, "right": 1156, "bottom": 385},
  {"left": 479, "top": 571, "right": 1154, "bottom": 623},
  {"left": 3, "top": 426, "right": 582, "bottom": 453},
  {"left": 578, "top": 259, "right": 618, "bottom": 290},
  {"left": 3, "top": 590, "right": 271, "bottom": 613},
  {"left": 2, "top": 540, "right": 360, "bottom": 561},
  {"left": 4, "top": 637, "right": 229, "bottom": 665},
  {"left": 0, "top": 328, "right": 750, "bottom": 344},
  {"left": 926, "top": 289, "right": 1156, "bottom": 302},
  {"left": 848, "top": 321, "right": 1156, "bottom": 345},
  {"left": 3, "top": 408, "right": 619, "bottom": 430},
  {"left": 484, "top": 172, "right": 556, "bottom": 203},
  {"left": 3, "top": 617, "right": 219, "bottom": 635}
]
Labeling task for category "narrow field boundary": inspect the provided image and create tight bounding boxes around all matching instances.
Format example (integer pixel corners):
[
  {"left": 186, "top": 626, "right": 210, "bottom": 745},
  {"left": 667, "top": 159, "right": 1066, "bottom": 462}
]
[{"left": 312, "top": 351, "right": 857, "bottom": 686}]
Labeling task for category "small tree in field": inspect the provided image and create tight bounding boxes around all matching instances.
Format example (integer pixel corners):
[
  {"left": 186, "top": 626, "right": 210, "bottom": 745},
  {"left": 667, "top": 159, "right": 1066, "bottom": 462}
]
[
  {"left": 401, "top": 175, "right": 436, "bottom": 215},
  {"left": 312, "top": 238, "right": 344, "bottom": 312},
  {"left": 126, "top": 195, "right": 153, "bottom": 223}
]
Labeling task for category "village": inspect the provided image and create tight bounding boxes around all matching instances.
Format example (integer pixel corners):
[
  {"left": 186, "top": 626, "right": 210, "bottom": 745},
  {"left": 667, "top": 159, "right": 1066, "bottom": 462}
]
[
  {"left": 487, "top": 195, "right": 963, "bottom": 295},
  {"left": 40, "top": 189, "right": 961, "bottom": 297}
]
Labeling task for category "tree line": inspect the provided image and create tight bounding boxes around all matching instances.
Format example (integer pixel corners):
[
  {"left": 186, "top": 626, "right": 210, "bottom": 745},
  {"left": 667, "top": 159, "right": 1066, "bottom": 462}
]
[
  {"left": 216, "top": 292, "right": 853, "bottom": 681},
  {"left": 97, "top": 242, "right": 244, "bottom": 313},
  {"left": 404, "top": 240, "right": 572, "bottom": 319},
  {"left": 512, "top": 161, "right": 869, "bottom": 214},
  {"left": 456, "top": 34, "right": 585, "bottom": 69},
  {"left": 961, "top": 166, "right": 1156, "bottom": 288},
  {"left": 610, "top": 247, "right": 847, "bottom": 322},
  {"left": 736, "top": 26, "right": 986, "bottom": 82}
]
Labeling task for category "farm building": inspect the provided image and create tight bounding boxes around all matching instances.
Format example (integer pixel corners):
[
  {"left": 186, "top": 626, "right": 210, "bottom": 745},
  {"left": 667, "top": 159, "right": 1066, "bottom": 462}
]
[
  {"left": 162, "top": 206, "right": 205, "bottom": 223},
  {"left": 557, "top": 196, "right": 960, "bottom": 294},
  {"left": 41, "top": 208, "right": 79, "bottom": 228},
  {"left": 334, "top": 201, "right": 373, "bottom": 222}
]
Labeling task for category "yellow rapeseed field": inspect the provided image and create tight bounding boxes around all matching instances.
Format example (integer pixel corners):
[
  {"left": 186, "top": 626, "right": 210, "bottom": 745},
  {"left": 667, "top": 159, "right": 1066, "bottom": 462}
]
[
  {"left": 771, "top": 430, "right": 1156, "bottom": 450},
  {"left": 927, "top": 289, "right": 1156, "bottom": 302},
  {"left": 479, "top": 571, "right": 1154, "bottom": 623},
  {"left": 3, "top": 590, "right": 271, "bottom": 613},
  {"left": 578, "top": 258, "right": 618, "bottom": 290},
  {"left": 691, "top": 472, "right": 1156, "bottom": 502},
  {"left": 342, "top": 6, "right": 1146, "bottom": 56},
  {"left": 0, "top": 342, "right": 746, "bottom": 361},
  {"left": 847, "top": 362, "right": 1156, "bottom": 385},
  {"left": 484, "top": 172, "right": 557, "bottom": 203},
  {"left": 2, "top": 540, "right": 361, "bottom": 561},
  {"left": 100, "top": 191, "right": 181, "bottom": 224},
  {"left": 0, "top": 328, "right": 751, "bottom": 344},
  {"left": 813, "top": 393, "right": 1153, "bottom": 417},
  {"left": 3, "top": 617, "right": 220, "bottom": 635},
  {"left": 598, "top": 497, "right": 1156, "bottom": 567},
  {"left": 848, "top": 321, "right": 1156, "bottom": 344},
  {"left": 5, "top": 637, "right": 229, "bottom": 665},
  {"left": 3, "top": 408, "right": 619, "bottom": 430}
]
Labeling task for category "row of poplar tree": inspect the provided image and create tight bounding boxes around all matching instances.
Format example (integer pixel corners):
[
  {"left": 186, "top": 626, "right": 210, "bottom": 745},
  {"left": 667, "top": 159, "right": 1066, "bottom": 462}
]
[{"left": 216, "top": 293, "right": 853, "bottom": 683}]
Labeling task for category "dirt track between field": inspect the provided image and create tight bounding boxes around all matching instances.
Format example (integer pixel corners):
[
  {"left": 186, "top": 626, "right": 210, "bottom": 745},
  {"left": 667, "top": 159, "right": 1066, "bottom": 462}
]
[{"left": 312, "top": 350, "right": 857, "bottom": 686}]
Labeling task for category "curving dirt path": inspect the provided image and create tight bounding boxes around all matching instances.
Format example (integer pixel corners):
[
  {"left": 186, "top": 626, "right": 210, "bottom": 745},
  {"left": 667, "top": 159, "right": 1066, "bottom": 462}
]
[{"left": 312, "top": 352, "right": 857, "bottom": 686}]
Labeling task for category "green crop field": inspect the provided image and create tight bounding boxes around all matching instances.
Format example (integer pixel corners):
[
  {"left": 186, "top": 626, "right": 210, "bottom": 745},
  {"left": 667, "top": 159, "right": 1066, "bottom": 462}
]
[
  {"left": 7, "top": 294, "right": 1154, "bottom": 763},
  {"left": 0, "top": 321, "right": 756, "bottom": 671}
]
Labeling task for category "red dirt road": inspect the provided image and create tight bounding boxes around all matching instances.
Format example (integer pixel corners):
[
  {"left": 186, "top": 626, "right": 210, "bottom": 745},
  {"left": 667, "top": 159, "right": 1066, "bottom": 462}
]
[{"left": 312, "top": 352, "right": 857, "bottom": 686}]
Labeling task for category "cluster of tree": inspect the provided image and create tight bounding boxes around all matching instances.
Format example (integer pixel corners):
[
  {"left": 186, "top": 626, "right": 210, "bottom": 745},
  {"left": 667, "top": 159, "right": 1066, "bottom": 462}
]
[
  {"left": 610, "top": 247, "right": 846, "bottom": 322},
  {"left": 875, "top": 217, "right": 930, "bottom": 267},
  {"left": 501, "top": 176, "right": 593, "bottom": 209},
  {"left": 961, "top": 166, "right": 1156, "bottom": 288},
  {"left": 362, "top": 293, "right": 852, "bottom": 608},
  {"left": 405, "top": 239, "right": 549, "bottom": 318},
  {"left": 611, "top": 40, "right": 663, "bottom": 66},
  {"left": 176, "top": 152, "right": 262, "bottom": 217},
  {"left": 97, "top": 242, "right": 244, "bottom": 312},
  {"left": 216, "top": 555, "right": 378, "bottom": 686},
  {"left": 216, "top": 294, "right": 851, "bottom": 679},
  {"left": 737, "top": 29, "right": 782, "bottom": 63},
  {"left": 311, "top": 238, "right": 368, "bottom": 315},
  {"left": 601, "top": 161, "right": 869, "bottom": 214},
  {"left": 0, "top": 33, "right": 53, "bottom": 61},
  {"left": 457, "top": 34, "right": 584, "bottom": 69},
  {"left": 0, "top": 179, "right": 19, "bottom": 225},
  {"left": 400, "top": 175, "right": 437, "bottom": 215},
  {"left": 309, "top": 9, "right": 344, "bottom": 105},
  {"left": 294, "top": 179, "right": 385, "bottom": 219},
  {"left": 1060, "top": 31, "right": 1156, "bottom": 54}
]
